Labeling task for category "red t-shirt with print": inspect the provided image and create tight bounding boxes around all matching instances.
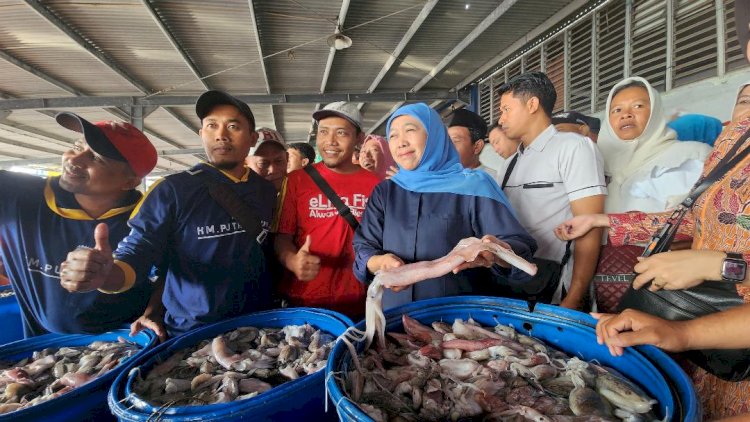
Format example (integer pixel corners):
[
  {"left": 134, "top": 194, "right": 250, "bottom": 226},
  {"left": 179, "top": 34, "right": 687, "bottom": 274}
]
[{"left": 277, "top": 163, "right": 380, "bottom": 318}]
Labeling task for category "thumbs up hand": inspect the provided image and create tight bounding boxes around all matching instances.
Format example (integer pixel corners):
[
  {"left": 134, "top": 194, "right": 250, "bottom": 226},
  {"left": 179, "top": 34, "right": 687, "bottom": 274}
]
[
  {"left": 291, "top": 235, "right": 321, "bottom": 281},
  {"left": 60, "top": 223, "right": 116, "bottom": 293}
]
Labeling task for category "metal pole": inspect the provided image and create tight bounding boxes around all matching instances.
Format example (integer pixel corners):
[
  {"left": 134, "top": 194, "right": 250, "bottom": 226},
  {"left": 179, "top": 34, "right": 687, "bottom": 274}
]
[
  {"left": 715, "top": 0, "right": 727, "bottom": 77},
  {"left": 591, "top": 13, "right": 599, "bottom": 113},
  {"left": 666, "top": 0, "right": 674, "bottom": 91},
  {"left": 624, "top": 0, "right": 633, "bottom": 78},
  {"left": 563, "top": 29, "right": 570, "bottom": 110},
  {"left": 490, "top": 78, "right": 496, "bottom": 124}
]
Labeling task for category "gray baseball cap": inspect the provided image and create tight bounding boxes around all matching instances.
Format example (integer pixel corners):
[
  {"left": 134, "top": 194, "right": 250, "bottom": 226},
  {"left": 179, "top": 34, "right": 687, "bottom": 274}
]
[{"left": 312, "top": 102, "right": 363, "bottom": 131}]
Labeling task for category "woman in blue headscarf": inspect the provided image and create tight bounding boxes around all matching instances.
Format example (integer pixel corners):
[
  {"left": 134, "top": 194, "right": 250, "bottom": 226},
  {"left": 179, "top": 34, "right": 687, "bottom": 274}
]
[{"left": 353, "top": 103, "right": 537, "bottom": 309}]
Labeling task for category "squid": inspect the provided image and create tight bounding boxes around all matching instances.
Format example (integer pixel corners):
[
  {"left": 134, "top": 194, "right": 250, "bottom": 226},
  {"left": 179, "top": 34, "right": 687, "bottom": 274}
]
[{"left": 365, "top": 237, "right": 537, "bottom": 352}]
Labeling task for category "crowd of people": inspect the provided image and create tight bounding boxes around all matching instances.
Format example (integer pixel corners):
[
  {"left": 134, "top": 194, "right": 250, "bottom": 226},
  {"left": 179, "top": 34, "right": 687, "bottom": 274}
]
[{"left": 0, "top": 0, "right": 748, "bottom": 419}]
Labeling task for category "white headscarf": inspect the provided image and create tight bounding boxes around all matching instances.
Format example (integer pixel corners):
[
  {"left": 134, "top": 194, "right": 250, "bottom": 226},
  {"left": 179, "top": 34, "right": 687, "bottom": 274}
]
[
  {"left": 599, "top": 76, "right": 711, "bottom": 212},
  {"left": 598, "top": 77, "right": 677, "bottom": 182}
]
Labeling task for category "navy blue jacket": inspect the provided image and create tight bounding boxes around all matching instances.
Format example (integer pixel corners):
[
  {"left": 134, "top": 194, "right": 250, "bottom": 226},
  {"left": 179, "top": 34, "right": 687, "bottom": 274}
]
[
  {"left": 0, "top": 171, "right": 151, "bottom": 337},
  {"left": 115, "top": 164, "right": 276, "bottom": 336},
  {"left": 353, "top": 180, "right": 537, "bottom": 309}
]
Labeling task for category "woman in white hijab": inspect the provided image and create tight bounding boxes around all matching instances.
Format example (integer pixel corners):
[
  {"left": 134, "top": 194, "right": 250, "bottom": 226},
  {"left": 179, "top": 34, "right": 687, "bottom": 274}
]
[{"left": 598, "top": 77, "right": 711, "bottom": 213}]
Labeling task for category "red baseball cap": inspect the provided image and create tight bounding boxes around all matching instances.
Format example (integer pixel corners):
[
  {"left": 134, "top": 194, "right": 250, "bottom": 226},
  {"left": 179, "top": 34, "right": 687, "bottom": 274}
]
[{"left": 56, "top": 112, "right": 158, "bottom": 178}]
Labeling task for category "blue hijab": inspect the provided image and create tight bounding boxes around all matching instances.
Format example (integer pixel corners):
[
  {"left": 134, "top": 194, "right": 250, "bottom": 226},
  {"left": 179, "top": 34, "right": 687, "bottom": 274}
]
[{"left": 387, "top": 103, "right": 514, "bottom": 210}]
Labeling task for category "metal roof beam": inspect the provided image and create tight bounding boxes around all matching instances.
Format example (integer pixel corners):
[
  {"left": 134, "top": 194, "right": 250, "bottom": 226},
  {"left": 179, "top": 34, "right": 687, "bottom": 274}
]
[
  {"left": 0, "top": 91, "right": 468, "bottom": 111},
  {"left": 320, "top": 0, "right": 351, "bottom": 94},
  {"left": 0, "top": 152, "right": 29, "bottom": 160},
  {"left": 24, "top": 0, "right": 151, "bottom": 94},
  {"left": 0, "top": 147, "right": 205, "bottom": 168},
  {"left": 246, "top": 0, "right": 278, "bottom": 131},
  {"left": 0, "top": 51, "right": 83, "bottom": 96},
  {"left": 0, "top": 51, "right": 191, "bottom": 169},
  {"left": 413, "top": 0, "right": 519, "bottom": 92},
  {"left": 363, "top": 0, "right": 438, "bottom": 98},
  {"left": 0, "top": 136, "right": 63, "bottom": 156},
  {"left": 141, "top": 0, "right": 209, "bottom": 91},
  {"left": 23, "top": 0, "right": 200, "bottom": 140},
  {"left": 455, "top": 0, "right": 590, "bottom": 89},
  {"left": 0, "top": 119, "right": 75, "bottom": 149},
  {"left": 368, "top": 0, "right": 518, "bottom": 134},
  {"left": 310, "top": 0, "right": 351, "bottom": 142}
]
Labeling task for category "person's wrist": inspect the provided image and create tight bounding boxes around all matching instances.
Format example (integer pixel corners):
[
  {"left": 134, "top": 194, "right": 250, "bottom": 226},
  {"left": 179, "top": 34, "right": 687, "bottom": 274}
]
[
  {"left": 596, "top": 213, "right": 610, "bottom": 228},
  {"left": 366, "top": 255, "right": 382, "bottom": 273}
]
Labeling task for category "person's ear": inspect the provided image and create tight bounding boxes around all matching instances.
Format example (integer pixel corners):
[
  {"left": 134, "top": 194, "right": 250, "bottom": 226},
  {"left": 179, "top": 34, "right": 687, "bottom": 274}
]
[
  {"left": 473, "top": 139, "right": 485, "bottom": 156},
  {"left": 527, "top": 97, "right": 540, "bottom": 114},
  {"left": 302, "top": 158, "right": 310, "bottom": 167},
  {"left": 249, "top": 131, "right": 259, "bottom": 148}
]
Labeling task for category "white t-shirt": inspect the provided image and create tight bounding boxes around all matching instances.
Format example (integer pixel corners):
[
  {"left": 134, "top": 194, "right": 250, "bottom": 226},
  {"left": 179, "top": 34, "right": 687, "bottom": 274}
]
[{"left": 503, "top": 125, "right": 607, "bottom": 300}]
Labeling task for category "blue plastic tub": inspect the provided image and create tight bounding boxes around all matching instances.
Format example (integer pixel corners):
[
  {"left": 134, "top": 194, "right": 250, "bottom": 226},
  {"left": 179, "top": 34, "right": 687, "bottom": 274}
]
[
  {"left": 327, "top": 296, "right": 700, "bottom": 422},
  {"left": 108, "top": 308, "right": 352, "bottom": 422},
  {"left": 0, "top": 328, "right": 157, "bottom": 422},
  {"left": 0, "top": 286, "right": 23, "bottom": 345}
]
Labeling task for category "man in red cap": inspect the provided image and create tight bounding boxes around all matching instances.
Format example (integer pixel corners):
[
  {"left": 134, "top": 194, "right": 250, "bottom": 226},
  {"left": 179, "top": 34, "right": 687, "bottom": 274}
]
[{"left": 0, "top": 112, "right": 158, "bottom": 337}]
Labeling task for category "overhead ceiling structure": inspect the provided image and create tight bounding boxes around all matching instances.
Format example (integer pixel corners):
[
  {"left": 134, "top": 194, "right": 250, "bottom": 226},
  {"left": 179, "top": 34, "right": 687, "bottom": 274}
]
[{"left": 0, "top": 0, "right": 584, "bottom": 173}]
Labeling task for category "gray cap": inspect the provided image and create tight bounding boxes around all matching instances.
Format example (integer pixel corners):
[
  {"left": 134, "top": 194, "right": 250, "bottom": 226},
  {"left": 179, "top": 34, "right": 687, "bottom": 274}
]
[{"left": 312, "top": 102, "right": 363, "bottom": 131}]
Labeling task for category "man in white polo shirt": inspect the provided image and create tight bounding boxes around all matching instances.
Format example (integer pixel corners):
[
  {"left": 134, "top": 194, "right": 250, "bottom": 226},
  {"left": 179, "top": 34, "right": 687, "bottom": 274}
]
[{"left": 498, "top": 72, "right": 606, "bottom": 310}]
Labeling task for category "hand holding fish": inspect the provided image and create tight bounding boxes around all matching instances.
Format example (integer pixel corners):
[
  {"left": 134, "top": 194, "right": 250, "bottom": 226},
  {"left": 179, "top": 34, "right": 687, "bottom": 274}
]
[
  {"left": 59, "top": 223, "right": 114, "bottom": 293},
  {"left": 366, "top": 253, "right": 405, "bottom": 291},
  {"left": 452, "top": 235, "right": 512, "bottom": 273}
]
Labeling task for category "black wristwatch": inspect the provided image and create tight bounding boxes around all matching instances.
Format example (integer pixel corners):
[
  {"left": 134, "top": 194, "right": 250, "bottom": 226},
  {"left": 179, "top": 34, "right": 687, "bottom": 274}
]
[{"left": 721, "top": 252, "right": 747, "bottom": 283}]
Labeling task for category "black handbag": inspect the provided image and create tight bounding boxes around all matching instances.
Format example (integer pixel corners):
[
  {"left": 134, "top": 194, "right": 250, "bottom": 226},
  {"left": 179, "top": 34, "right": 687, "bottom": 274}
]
[{"left": 618, "top": 128, "right": 750, "bottom": 381}]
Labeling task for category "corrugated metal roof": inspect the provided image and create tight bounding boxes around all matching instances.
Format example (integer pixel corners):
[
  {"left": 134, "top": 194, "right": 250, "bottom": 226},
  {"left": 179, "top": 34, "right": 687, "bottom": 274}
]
[{"left": 0, "top": 0, "right": 583, "bottom": 174}]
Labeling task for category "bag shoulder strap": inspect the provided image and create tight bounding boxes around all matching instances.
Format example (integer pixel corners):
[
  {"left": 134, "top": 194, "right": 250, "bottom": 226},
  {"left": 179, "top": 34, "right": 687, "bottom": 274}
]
[
  {"left": 501, "top": 152, "right": 571, "bottom": 264},
  {"left": 193, "top": 170, "right": 265, "bottom": 243},
  {"left": 682, "top": 128, "right": 750, "bottom": 208},
  {"left": 501, "top": 154, "right": 518, "bottom": 190},
  {"left": 303, "top": 165, "right": 359, "bottom": 230},
  {"left": 646, "top": 128, "right": 750, "bottom": 256}
]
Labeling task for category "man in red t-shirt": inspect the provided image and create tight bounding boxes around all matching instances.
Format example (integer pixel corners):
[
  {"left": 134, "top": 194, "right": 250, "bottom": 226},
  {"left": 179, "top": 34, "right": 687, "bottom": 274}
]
[{"left": 275, "top": 102, "right": 380, "bottom": 318}]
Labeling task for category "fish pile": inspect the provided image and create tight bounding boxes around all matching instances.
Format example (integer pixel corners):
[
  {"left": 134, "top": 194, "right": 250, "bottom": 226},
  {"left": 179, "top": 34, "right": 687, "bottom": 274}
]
[
  {"left": 132, "top": 324, "right": 334, "bottom": 407},
  {"left": 339, "top": 315, "right": 659, "bottom": 422},
  {"left": 0, "top": 338, "right": 140, "bottom": 415}
]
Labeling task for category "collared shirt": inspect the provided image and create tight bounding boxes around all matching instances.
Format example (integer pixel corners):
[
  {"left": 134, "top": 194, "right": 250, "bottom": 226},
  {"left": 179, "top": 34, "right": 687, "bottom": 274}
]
[
  {"left": 0, "top": 171, "right": 151, "bottom": 337},
  {"left": 115, "top": 163, "right": 276, "bottom": 336},
  {"left": 504, "top": 125, "right": 606, "bottom": 269}
]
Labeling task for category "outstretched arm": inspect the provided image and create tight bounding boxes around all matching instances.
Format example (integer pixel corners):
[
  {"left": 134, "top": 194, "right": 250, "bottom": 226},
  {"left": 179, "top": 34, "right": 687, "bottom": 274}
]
[
  {"left": 562, "top": 195, "right": 605, "bottom": 310},
  {"left": 594, "top": 304, "right": 750, "bottom": 356}
]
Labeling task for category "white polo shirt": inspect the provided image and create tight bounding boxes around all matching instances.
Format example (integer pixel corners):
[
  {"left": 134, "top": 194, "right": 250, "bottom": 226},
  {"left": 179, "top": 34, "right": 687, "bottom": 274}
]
[{"left": 503, "top": 125, "right": 606, "bottom": 296}]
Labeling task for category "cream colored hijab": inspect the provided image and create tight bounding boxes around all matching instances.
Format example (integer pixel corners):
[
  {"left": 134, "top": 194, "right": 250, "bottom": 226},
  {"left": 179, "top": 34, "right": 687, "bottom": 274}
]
[{"left": 598, "top": 77, "right": 677, "bottom": 183}]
